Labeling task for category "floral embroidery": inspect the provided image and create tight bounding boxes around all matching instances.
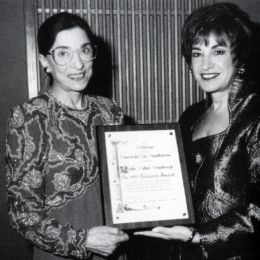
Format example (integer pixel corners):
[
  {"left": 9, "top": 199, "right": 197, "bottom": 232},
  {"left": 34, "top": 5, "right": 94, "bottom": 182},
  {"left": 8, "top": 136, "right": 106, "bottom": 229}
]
[
  {"left": 22, "top": 170, "right": 42, "bottom": 189},
  {"left": 19, "top": 212, "right": 41, "bottom": 226},
  {"left": 46, "top": 226, "right": 61, "bottom": 239},
  {"left": 48, "top": 149, "right": 66, "bottom": 162},
  {"left": 10, "top": 106, "right": 24, "bottom": 128},
  {"left": 32, "top": 98, "right": 48, "bottom": 112},
  {"left": 46, "top": 195, "right": 63, "bottom": 207},
  {"left": 74, "top": 148, "right": 85, "bottom": 164},
  {"left": 68, "top": 229, "right": 77, "bottom": 242},
  {"left": 5, "top": 92, "right": 123, "bottom": 258},
  {"left": 53, "top": 172, "right": 71, "bottom": 191}
]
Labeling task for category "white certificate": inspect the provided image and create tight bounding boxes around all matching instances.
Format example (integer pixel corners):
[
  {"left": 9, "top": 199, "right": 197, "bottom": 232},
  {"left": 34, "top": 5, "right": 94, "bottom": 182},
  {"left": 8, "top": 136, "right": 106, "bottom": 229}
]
[{"left": 97, "top": 124, "right": 194, "bottom": 229}]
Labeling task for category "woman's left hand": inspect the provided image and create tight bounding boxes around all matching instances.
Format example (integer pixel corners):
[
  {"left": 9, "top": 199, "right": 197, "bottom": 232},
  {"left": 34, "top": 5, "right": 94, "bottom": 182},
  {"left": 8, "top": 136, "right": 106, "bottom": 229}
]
[{"left": 134, "top": 226, "right": 196, "bottom": 243}]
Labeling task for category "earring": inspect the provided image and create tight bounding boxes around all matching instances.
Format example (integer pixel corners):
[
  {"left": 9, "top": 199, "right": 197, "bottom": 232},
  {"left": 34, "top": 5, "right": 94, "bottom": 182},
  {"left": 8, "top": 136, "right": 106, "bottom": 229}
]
[
  {"left": 237, "top": 66, "right": 245, "bottom": 80},
  {"left": 238, "top": 67, "right": 245, "bottom": 75},
  {"left": 44, "top": 67, "right": 51, "bottom": 74}
]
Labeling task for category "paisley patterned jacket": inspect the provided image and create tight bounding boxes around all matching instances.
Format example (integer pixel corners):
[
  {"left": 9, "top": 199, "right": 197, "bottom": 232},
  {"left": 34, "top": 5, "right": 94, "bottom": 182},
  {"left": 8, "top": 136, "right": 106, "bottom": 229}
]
[
  {"left": 5, "top": 92, "right": 123, "bottom": 259},
  {"left": 179, "top": 79, "right": 260, "bottom": 259}
]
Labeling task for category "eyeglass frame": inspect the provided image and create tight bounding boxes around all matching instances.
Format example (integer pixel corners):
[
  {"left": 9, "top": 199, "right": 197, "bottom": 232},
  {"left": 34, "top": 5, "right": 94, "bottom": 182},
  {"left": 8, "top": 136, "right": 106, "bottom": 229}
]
[{"left": 46, "top": 43, "right": 98, "bottom": 66}]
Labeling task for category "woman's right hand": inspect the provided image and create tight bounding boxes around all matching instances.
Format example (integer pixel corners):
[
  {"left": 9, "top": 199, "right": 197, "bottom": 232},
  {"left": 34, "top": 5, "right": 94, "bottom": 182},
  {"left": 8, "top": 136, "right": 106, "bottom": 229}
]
[{"left": 85, "top": 226, "right": 129, "bottom": 257}]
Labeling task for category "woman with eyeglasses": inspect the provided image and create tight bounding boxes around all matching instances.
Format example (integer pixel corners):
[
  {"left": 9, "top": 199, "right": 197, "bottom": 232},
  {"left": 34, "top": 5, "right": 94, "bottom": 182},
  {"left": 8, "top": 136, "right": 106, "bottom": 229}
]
[{"left": 5, "top": 12, "right": 128, "bottom": 260}]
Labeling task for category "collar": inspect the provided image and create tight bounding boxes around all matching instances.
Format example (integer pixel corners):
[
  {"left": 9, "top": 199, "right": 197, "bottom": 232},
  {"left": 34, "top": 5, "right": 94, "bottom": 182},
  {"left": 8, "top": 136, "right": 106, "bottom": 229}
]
[{"left": 205, "top": 77, "right": 247, "bottom": 113}]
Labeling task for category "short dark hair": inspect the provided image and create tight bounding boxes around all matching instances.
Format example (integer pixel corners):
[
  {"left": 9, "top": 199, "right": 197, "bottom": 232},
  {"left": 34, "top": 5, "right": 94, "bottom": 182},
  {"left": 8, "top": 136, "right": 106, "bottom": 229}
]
[
  {"left": 181, "top": 3, "right": 253, "bottom": 69},
  {"left": 38, "top": 12, "right": 95, "bottom": 56}
]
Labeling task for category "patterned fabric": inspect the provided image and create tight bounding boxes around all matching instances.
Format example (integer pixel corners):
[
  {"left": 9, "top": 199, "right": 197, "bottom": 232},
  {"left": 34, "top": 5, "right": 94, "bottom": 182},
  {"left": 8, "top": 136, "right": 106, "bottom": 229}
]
[
  {"left": 5, "top": 92, "right": 124, "bottom": 259},
  {"left": 179, "top": 79, "right": 260, "bottom": 260}
]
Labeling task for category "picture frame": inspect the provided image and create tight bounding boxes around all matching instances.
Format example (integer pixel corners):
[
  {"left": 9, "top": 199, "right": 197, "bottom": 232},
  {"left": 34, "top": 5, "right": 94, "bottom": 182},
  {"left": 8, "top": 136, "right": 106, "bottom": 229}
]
[{"left": 97, "top": 123, "right": 195, "bottom": 230}]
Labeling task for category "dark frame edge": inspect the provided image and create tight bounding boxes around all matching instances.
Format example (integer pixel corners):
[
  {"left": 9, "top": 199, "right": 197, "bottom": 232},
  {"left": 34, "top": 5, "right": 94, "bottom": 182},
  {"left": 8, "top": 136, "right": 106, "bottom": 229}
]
[{"left": 96, "top": 123, "right": 195, "bottom": 230}]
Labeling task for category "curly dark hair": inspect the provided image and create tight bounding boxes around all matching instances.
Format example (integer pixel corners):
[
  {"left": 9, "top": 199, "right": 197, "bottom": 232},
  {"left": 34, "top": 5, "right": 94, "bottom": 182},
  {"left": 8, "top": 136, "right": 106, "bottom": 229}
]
[{"left": 181, "top": 3, "right": 253, "bottom": 70}]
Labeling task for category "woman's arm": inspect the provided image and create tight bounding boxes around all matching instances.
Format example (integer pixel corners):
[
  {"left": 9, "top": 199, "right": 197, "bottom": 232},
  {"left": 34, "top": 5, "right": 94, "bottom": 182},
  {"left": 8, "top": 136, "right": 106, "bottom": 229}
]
[
  {"left": 196, "top": 119, "right": 260, "bottom": 258},
  {"left": 135, "top": 119, "right": 260, "bottom": 258},
  {"left": 5, "top": 104, "right": 128, "bottom": 259},
  {"left": 5, "top": 105, "right": 91, "bottom": 258}
]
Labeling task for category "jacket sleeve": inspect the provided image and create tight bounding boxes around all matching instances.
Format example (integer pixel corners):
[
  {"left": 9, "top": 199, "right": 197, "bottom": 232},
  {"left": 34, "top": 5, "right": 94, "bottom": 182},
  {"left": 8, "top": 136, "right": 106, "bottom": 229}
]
[
  {"left": 197, "top": 119, "right": 260, "bottom": 258},
  {"left": 110, "top": 99, "right": 124, "bottom": 124},
  {"left": 5, "top": 105, "right": 90, "bottom": 259},
  {"left": 94, "top": 95, "right": 124, "bottom": 125}
]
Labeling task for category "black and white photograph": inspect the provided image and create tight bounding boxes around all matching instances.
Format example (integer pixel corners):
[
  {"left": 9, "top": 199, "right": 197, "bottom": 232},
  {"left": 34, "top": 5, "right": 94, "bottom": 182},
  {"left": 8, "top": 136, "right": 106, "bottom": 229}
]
[{"left": 1, "top": 0, "right": 260, "bottom": 259}]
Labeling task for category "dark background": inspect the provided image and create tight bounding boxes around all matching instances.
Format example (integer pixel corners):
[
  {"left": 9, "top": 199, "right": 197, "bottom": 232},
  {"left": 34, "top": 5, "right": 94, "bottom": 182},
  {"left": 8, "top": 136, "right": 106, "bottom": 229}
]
[{"left": 1, "top": 0, "right": 260, "bottom": 259}]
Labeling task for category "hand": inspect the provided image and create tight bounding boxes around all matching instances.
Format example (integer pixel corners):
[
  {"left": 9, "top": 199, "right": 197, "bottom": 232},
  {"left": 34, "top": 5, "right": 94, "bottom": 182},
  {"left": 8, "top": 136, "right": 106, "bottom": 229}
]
[
  {"left": 85, "top": 226, "right": 129, "bottom": 257},
  {"left": 134, "top": 226, "right": 198, "bottom": 243}
]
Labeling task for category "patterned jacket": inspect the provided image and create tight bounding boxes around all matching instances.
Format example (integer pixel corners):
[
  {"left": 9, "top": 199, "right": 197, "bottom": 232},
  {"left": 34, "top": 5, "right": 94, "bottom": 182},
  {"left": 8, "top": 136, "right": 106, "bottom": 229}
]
[
  {"left": 179, "top": 79, "right": 260, "bottom": 259},
  {"left": 5, "top": 92, "right": 123, "bottom": 259}
]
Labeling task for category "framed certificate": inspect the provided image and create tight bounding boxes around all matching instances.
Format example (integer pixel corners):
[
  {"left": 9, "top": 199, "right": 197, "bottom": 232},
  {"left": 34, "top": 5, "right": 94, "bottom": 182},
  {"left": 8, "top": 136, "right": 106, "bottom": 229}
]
[{"left": 97, "top": 124, "right": 195, "bottom": 230}]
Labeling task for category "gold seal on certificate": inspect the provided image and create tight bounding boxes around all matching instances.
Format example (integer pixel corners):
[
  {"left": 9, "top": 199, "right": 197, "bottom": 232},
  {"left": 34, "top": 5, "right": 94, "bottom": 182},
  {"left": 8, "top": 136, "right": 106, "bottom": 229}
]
[{"left": 97, "top": 124, "right": 195, "bottom": 229}]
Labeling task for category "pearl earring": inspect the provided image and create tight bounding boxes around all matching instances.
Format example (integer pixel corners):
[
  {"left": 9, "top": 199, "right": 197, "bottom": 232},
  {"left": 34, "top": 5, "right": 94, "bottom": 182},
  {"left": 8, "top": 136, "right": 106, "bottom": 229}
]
[{"left": 44, "top": 67, "right": 51, "bottom": 74}]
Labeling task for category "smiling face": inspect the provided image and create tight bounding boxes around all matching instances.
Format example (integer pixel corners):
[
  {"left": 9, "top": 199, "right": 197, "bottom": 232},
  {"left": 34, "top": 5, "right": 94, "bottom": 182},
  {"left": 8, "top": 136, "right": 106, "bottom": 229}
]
[
  {"left": 191, "top": 34, "right": 237, "bottom": 95},
  {"left": 39, "top": 27, "right": 93, "bottom": 94}
]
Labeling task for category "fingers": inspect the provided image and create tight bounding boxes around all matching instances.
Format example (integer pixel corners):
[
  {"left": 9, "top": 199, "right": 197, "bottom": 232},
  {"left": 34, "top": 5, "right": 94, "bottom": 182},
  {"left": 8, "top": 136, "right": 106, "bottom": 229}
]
[
  {"left": 86, "top": 226, "right": 129, "bottom": 257},
  {"left": 118, "top": 232, "right": 129, "bottom": 242},
  {"left": 109, "top": 227, "right": 124, "bottom": 235},
  {"left": 135, "top": 226, "right": 194, "bottom": 242},
  {"left": 90, "top": 246, "right": 116, "bottom": 257},
  {"left": 135, "top": 231, "right": 161, "bottom": 237},
  {"left": 134, "top": 231, "right": 170, "bottom": 240},
  {"left": 152, "top": 226, "right": 170, "bottom": 234},
  {"left": 135, "top": 226, "right": 168, "bottom": 236},
  {"left": 86, "top": 240, "right": 117, "bottom": 256},
  {"left": 108, "top": 227, "right": 129, "bottom": 242}
]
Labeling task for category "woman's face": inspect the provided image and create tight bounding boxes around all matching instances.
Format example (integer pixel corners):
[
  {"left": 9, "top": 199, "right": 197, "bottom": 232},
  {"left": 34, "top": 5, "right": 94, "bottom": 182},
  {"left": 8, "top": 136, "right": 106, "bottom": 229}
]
[
  {"left": 191, "top": 34, "right": 237, "bottom": 94},
  {"left": 40, "top": 27, "right": 93, "bottom": 93}
]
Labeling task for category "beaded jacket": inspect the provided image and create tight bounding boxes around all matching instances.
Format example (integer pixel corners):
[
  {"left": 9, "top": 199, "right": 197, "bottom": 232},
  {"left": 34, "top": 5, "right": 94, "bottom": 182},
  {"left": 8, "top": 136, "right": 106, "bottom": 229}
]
[
  {"left": 5, "top": 92, "right": 124, "bottom": 259},
  {"left": 179, "top": 79, "right": 260, "bottom": 259}
]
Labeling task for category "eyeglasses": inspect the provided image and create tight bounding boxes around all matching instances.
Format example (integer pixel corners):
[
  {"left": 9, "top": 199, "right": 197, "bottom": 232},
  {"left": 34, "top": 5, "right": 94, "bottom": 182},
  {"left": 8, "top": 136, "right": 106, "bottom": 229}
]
[{"left": 47, "top": 43, "right": 97, "bottom": 66}]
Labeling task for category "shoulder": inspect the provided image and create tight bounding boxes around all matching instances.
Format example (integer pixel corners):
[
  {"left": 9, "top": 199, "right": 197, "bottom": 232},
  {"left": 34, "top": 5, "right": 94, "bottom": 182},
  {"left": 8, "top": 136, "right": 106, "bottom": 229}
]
[
  {"left": 10, "top": 93, "right": 49, "bottom": 115},
  {"left": 86, "top": 94, "right": 123, "bottom": 124},
  {"left": 236, "top": 81, "right": 260, "bottom": 115},
  {"left": 234, "top": 91, "right": 260, "bottom": 127},
  {"left": 245, "top": 92, "right": 260, "bottom": 115},
  {"left": 242, "top": 92, "right": 260, "bottom": 132},
  {"left": 7, "top": 93, "right": 50, "bottom": 129},
  {"left": 87, "top": 95, "right": 119, "bottom": 108},
  {"left": 87, "top": 94, "right": 123, "bottom": 117}
]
